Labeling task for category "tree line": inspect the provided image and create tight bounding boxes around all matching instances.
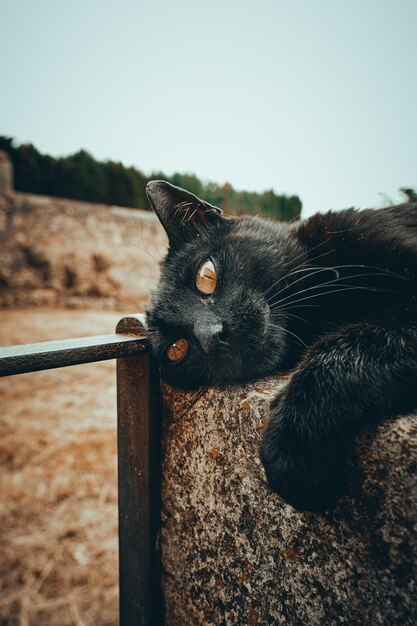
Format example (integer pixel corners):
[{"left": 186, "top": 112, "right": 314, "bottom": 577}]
[{"left": 0, "top": 136, "right": 302, "bottom": 221}]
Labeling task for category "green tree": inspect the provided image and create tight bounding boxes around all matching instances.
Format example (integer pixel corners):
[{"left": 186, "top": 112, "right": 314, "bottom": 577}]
[
  {"left": 0, "top": 135, "right": 303, "bottom": 220},
  {"left": 400, "top": 188, "right": 417, "bottom": 203}
]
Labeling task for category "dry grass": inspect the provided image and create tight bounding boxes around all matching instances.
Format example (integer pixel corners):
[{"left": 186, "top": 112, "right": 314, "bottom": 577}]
[{"left": 0, "top": 309, "right": 123, "bottom": 626}]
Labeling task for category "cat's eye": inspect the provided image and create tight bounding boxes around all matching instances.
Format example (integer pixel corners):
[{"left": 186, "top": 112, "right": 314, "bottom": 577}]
[
  {"left": 196, "top": 259, "right": 217, "bottom": 295},
  {"left": 166, "top": 338, "right": 189, "bottom": 362}
]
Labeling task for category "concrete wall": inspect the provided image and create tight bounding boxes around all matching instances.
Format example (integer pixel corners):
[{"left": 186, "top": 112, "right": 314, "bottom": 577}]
[
  {"left": 0, "top": 151, "right": 13, "bottom": 197},
  {"left": 0, "top": 191, "right": 167, "bottom": 310},
  {"left": 161, "top": 378, "right": 417, "bottom": 626}
]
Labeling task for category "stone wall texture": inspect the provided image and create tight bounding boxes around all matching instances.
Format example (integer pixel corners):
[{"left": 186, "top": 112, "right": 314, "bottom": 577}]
[
  {"left": 0, "top": 191, "right": 166, "bottom": 310},
  {"left": 161, "top": 377, "right": 417, "bottom": 626}
]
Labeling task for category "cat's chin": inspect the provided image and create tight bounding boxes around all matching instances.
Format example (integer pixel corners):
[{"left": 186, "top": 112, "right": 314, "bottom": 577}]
[{"left": 161, "top": 352, "right": 264, "bottom": 390}]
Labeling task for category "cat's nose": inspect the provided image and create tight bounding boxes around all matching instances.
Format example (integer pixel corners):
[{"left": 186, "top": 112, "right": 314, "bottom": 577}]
[{"left": 193, "top": 322, "right": 224, "bottom": 353}]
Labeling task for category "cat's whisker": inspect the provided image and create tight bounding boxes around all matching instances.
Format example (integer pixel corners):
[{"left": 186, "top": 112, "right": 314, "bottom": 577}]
[
  {"left": 282, "top": 280, "right": 398, "bottom": 309},
  {"left": 255, "top": 243, "right": 330, "bottom": 297},
  {"left": 176, "top": 386, "right": 209, "bottom": 420},
  {"left": 207, "top": 362, "right": 223, "bottom": 387},
  {"left": 180, "top": 206, "right": 193, "bottom": 225},
  {"left": 258, "top": 248, "right": 336, "bottom": 304},
  {"left": 282, "top": 312, "right": 310, "bottom": 324},
  {"left": 173, "top": 201, "right": 193, "bottom": 222},
  {"left": 311, "top": 263, "right": 408, "bottom": 281},
  {"left": 287, "top": 236, "right": 333, "bottom": 269},
  {"left": 268, "top": 271, "right": 399, "bottom": 310},
  {"left": 197, "top": 362, "right": 208, "bottom": 385},
  {"left": 140, "top": 222, "right": 163, "bottom": 262},
  {"left": 273, "top": 304, "right": 324, "bottom": 314},
  {"left": 263, "top": 258, "right": 404, "bottom": 307},
  {"left": 173, "top": 206, "right": 182, "bottom": 220},
  {"left": 264, "top": 264, "right": 342, "bottom": 305},
  {"left": 281, "top": 262, "right": 408, "bottom": 293},
  {"left": 281, "top": 303, "right": 323, "bottom": 310},
  {"left": 287, "top": 213, "right": 302, "bottom": 225},
  {"left": 283, "top": 248, "right": 337, "bottom": 276},
  {"left": 282, "top": 327, "right": 309, "bottom": 349},
  {"left": 260, "top": 253, "right": 408, "bottom": 311},
  {"left": 264, "top": 321, "right": 308, "bottom": 349},
  {"left": 149, "top": 228, "right": 165, "bottom": 260},
  {"left": 120, "top": 236, "right": 161, "bottom": 264},
  {"left": 270, "top": 285, "right": 398, "bottom": 313},
  {"left": 267, "top": 262, "right": 407, "bottom": 307},
  {"left": 186, "top": 209, "right": 197, "bottom": 223}
]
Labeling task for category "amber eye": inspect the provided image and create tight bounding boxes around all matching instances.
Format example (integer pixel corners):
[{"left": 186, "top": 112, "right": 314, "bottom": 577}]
[
  {"left": 196, "top": 259, "right": 217, "bottom": 295},
  {"left": 166, "top": 338, "right": 189, "bottom": 362}
]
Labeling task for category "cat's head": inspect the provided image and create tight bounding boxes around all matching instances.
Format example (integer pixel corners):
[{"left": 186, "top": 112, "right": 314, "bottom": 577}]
[{"left": 146, "top": 180, "right": 303, "bottom": 389}]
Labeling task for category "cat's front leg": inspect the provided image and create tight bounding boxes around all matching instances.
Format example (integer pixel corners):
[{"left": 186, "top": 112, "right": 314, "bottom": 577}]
[
  {"left": 260, "top": 372, "right": 350, "bottom": 513},
  {"left": 259, "top": 320, "right": 417, "bottom": 512}
]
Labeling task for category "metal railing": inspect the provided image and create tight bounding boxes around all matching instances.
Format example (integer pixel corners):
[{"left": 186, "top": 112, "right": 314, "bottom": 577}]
[{"left": 0, "top": 314, "right": 163, "bottom": 626}]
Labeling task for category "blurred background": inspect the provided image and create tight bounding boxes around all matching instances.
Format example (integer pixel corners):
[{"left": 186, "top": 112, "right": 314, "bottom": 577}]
[{"left": 0, "top": 0, "right": 416, "bottom": 624}]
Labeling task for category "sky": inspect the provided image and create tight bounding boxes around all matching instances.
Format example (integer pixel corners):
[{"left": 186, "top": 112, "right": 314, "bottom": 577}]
[{"left": 0, "top": 0, "right": 416, "bottom": 217}]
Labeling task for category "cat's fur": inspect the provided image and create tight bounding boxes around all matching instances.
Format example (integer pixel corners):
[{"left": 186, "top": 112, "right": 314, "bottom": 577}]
[{"left": 146, "top": 180, "right": 417, "bottom": 512}]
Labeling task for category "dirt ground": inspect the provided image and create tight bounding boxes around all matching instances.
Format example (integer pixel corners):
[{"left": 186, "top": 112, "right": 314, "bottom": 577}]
[{"left": 0, "top": 308, "right": 125, "bottom": 626}]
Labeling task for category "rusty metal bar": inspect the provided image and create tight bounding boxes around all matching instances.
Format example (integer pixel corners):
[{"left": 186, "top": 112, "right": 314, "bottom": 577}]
[
  {"left": 0, "top": 330, "right": 147, "bottom": 377},
  {"left": 116, "top": 315, "right": 164, "bottom": 626}
]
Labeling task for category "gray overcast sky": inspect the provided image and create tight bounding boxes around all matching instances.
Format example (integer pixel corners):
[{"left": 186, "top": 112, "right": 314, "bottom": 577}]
[{"left": 1, "top": 0, "right": 416, "bottom": 216}]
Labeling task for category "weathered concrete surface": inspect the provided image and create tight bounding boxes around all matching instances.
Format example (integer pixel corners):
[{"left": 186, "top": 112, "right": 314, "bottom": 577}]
[
  {"left": 0, "top": 151, "right": 13, "bottom": 197},
  {"left": 161, "top": 377, "right": 417, "bottom": 626},
  {"left": 0, "top": 191, "right": 166, "bottom": 310}
]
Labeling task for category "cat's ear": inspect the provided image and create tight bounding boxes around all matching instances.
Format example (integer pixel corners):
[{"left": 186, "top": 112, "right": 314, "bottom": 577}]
[{"left": 146, "top": 180, "right": 223, "bottom": 246}]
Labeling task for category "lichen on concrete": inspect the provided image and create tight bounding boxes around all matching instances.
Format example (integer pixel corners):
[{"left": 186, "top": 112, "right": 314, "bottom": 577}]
[{"left": 161, "top": 377, "right": 417, "bottom": 626}]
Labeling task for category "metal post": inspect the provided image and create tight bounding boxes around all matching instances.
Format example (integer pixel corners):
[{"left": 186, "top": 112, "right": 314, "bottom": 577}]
[{"left": 116, "top": 315, "right": 164, "bottom": 626}]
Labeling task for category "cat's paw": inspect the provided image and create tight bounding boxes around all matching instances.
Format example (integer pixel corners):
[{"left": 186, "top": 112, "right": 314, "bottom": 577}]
[{"left": 259, "top": 394, "right": 348, "bottom": 513}]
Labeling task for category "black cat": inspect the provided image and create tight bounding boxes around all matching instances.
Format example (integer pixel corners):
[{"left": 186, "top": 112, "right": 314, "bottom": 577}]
[{"left": 145, "top": 180, "right": 417, "bottom": 512}]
